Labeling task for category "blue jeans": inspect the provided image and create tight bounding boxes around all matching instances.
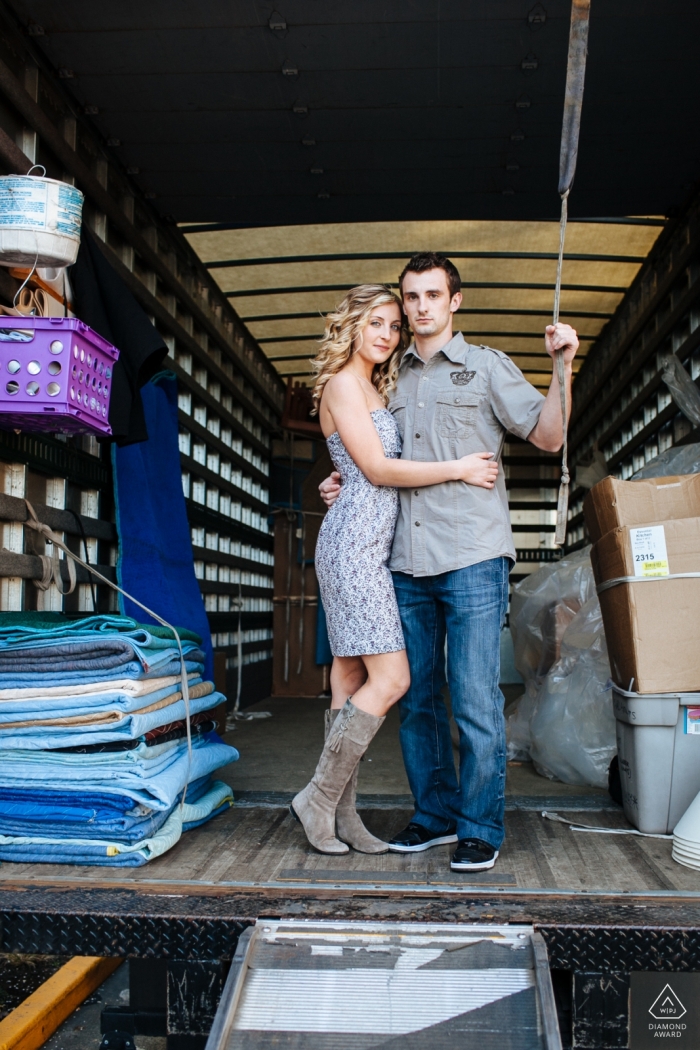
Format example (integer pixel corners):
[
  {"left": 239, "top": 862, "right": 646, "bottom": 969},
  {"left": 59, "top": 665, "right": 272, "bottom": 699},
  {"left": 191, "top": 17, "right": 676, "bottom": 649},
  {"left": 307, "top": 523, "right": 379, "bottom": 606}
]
[{"left": 392, "top": 557, "right": 510, "bottom": 848}]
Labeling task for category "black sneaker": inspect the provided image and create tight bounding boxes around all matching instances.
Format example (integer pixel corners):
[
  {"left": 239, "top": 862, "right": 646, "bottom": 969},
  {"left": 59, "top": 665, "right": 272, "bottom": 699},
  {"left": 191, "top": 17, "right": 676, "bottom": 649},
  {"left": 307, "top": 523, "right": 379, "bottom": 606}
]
[
  {"left": 450, "top": 838, "right": 499, "bottom": 871},
  {"left": 388, "top": 821, "right": 458, "bottom": 853}
]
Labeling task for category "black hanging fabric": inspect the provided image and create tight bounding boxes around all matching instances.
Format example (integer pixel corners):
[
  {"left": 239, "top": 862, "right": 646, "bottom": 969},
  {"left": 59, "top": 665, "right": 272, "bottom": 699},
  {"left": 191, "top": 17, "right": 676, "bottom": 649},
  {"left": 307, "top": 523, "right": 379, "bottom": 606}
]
[{"left": 69, "top": 226, "right": 168, "bottom": 445}]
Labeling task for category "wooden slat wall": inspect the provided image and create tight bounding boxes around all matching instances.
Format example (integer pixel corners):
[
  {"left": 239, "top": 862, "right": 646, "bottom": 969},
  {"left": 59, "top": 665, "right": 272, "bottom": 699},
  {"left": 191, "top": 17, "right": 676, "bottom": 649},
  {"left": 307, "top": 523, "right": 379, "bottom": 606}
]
[
  {"left": 0, "top": 10, "right": 284, "bottom": 702},
  {"left": 567, "top": 190, "right": 700, "bottom": 549}
]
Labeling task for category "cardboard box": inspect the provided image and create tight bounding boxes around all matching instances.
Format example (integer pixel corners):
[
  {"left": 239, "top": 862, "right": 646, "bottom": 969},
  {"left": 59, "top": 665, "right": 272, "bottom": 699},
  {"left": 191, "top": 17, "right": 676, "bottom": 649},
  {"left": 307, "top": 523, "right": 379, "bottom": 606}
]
[
  {"left": 591, "top": 516, "right": 700, "bottom": 693},
  {"left": 584, "top": 473, "right": 700, "bottom": 544}
]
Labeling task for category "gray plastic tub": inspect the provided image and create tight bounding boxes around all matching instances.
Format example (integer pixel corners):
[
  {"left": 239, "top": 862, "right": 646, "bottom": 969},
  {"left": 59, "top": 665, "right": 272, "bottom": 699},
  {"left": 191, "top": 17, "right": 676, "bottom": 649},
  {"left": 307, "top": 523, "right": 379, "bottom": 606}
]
[{"left": 613, "top": 684, "right": 700, "bottom": 834}]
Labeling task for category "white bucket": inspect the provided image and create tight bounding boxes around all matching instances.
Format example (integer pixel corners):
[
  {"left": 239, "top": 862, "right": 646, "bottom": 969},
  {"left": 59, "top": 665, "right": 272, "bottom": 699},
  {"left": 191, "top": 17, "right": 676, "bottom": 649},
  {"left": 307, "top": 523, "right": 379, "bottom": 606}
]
[{"left": 0, "top": 174, "right": 84, "bottom": 268}]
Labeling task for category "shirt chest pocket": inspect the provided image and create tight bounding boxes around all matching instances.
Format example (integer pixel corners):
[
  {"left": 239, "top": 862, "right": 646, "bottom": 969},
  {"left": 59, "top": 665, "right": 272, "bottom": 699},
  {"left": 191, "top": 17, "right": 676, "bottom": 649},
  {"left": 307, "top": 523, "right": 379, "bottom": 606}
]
[
  {"left": 389, "top": 395, "right": 408, "bottom": 440},
  {"left": 436, "top": 391, "right": 480, "bottom": 438}
]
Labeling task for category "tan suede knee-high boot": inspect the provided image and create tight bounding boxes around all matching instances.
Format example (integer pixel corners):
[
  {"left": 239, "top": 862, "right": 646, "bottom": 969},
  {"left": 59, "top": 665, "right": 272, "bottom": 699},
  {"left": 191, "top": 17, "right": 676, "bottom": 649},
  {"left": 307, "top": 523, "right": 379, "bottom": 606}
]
[
  {"left": 291, "top": 699, "right": 385, "bottom": 854},
  {"left": 326, "top": 706, "right": 389, "bottom": 854}
]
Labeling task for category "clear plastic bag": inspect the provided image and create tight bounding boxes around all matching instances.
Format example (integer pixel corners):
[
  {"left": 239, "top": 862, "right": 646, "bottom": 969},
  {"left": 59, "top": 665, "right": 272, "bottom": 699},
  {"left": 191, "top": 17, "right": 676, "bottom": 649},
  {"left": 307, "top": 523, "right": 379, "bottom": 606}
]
[
  {"left": 506, "top": 678, "right": 539, "bottom": 762},
  {"left": 507, "top": 549, "right": 616, "bottom": 786},
  {"left": 661, "top": 354, "right": 700, "bottom": 428},
  {"left": 528, "top": 597, "right": 616, "bottom": 787},
  {"left": 510, "top": 547, "right": 597, "bottom": 684},
  {"left": 632, "top": 441, "right": 700, "bottom": 480}
]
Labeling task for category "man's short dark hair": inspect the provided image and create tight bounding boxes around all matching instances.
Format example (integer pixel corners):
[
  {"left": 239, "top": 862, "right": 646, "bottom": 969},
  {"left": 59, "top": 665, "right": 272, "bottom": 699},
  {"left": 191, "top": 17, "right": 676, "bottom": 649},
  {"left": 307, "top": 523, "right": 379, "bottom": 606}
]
[{"left": 398, "top": 252, "right": 461, "bottom": 298}]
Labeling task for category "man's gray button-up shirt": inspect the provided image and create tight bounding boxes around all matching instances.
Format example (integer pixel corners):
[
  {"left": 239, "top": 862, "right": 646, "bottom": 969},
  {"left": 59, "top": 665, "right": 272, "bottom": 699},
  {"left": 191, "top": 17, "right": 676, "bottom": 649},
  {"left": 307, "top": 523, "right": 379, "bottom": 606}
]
[{"left": 388, "top": 331, "right": 545, "bottom": 578}]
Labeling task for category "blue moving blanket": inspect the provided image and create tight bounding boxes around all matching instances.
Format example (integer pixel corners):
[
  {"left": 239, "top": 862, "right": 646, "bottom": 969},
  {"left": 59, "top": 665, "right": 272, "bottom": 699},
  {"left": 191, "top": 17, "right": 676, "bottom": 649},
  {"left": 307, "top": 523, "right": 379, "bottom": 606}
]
[
  {"left": 0, "top": 616, "right": 205, "bottom": 687},
  {"left": 0, "top": 780, "right": 234, "bottom": 866},
  {"left": 0, "top": 637, "right": 203, "bottom": 674},
  {"left": 0, "top": 614, "right": 201, "bottom": 646},
  {"left": 113, "top": 376, "right": 214, "bottom": 679},
  {"left": 0, "top": 656, "right": 204, "bottom": 689},
  {"left": 0, "top": 803, "right": 173, "bottom": 844},
  {"left": 0, "top": 774, "right": 215, "bottom": 840},
  {"left": 0, "top": 612, "right": 229, "bottom": 867},
  {"left": 0, "top": 732, "right": 238, "bottom": 810},
  {"left": 0, "top": 688, "right": 224, "bottom": 749},
  {"left": 0, "top": 676, "right": 206, "bottom": 719}
]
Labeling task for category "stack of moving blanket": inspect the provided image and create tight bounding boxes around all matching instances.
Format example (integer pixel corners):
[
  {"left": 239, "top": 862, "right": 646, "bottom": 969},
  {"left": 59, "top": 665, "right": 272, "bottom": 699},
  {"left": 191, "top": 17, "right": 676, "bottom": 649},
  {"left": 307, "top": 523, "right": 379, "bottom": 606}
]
[{"left": 0, "top": 613, "right": 238, "bottom": 866}]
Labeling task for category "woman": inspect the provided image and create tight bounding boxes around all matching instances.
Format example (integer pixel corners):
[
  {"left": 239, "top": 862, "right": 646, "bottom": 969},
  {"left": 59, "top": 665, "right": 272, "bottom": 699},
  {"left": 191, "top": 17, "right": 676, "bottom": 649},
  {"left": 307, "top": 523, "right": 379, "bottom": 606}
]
[{"left": 291, "top": 284, "right": 499, "bottom": 854}]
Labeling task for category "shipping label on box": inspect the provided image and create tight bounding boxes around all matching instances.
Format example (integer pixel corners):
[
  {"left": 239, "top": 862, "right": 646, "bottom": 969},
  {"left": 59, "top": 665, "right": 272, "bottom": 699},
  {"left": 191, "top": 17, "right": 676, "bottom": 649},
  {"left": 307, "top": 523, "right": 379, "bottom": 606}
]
[
  {"left": 685, "top": 708, "right": 700, "bottom": 734},
  {"left": 630, "top": 525, "right": 670, "bottom": 577},
  {"left": 592, "top": 515, "right": 700, "bottom": 693}
]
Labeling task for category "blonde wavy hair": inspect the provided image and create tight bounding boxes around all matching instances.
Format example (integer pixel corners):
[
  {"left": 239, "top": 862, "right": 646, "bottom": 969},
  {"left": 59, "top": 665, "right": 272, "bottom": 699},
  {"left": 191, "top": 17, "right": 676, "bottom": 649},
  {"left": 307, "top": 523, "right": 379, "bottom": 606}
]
[{"left": 311, "top": 284, "right": 409, "bottom": 412}]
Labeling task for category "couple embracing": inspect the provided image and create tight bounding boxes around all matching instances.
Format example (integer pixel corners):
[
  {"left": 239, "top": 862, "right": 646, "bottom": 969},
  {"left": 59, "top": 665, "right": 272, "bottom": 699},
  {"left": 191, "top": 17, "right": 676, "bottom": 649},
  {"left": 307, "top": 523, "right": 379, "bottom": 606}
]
[{"left": 290, "top": 252, "right": 579, "bottom": 873}]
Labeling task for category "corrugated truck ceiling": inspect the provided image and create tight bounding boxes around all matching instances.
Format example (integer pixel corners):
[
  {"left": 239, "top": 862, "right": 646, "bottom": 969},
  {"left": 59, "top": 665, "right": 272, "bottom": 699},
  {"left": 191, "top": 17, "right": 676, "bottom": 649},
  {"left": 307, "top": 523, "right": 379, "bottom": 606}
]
[{"left": 185, "top": 219, "right": 664, "bottom": 388}]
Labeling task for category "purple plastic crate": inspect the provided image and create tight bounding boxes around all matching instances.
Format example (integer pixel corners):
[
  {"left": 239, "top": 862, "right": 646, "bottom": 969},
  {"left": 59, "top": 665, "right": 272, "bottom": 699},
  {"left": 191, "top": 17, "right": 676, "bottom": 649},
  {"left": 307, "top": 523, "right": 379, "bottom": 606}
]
[{"left": 0, "top": 317, "right": 119, "bottom": 436}]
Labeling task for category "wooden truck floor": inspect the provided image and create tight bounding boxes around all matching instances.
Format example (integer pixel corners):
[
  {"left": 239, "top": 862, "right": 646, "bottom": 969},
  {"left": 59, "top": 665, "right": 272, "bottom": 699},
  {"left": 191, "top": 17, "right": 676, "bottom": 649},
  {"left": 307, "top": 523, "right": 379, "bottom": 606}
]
[{"left": 0, "top": 696, "right": 695, "bottom": 901}]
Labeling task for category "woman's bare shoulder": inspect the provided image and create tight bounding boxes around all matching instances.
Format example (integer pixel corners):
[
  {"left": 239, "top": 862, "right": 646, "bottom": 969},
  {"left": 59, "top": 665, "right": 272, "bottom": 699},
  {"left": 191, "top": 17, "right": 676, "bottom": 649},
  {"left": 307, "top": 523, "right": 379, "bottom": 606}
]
[{"left": 323, "top": 370, "right": 365, "bottom": 402}]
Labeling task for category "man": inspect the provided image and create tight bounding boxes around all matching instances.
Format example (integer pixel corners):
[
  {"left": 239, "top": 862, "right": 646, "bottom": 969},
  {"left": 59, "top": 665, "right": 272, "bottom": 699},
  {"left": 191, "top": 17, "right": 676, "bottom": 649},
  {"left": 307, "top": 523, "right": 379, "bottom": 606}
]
[{"left": 320, "top": 252, "right": 578, "bottom": 871}]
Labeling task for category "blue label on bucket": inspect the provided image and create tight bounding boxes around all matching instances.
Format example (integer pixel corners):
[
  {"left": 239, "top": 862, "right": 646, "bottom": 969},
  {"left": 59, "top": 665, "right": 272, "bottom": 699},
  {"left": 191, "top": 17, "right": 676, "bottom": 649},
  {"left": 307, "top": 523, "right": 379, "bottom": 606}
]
[
  {"left": 56, "top": 183, "right": 82, "bottom": 237},
  {"left": 0, "top": 177, "right": 83, "bottom": 237},
  {"left": 0, "top": 178, "right": 48, "bottom": 228}
]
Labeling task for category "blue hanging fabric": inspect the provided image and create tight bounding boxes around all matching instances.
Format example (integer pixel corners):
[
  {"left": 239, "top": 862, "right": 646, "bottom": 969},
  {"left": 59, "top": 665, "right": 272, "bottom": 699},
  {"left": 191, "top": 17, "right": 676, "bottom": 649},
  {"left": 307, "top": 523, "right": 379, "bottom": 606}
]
[{"left": 112, "top": 374, "right": 214, "bottom": 679}]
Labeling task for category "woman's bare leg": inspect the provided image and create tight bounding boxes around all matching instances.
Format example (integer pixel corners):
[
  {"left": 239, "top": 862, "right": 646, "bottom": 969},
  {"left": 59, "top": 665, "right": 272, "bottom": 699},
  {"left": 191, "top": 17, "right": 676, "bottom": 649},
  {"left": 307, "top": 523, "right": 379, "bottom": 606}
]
[
  {"left": 291, "top": 650, "right": 409, "bottom": 854},
  {"left": 350, "top": 649, "right": 410, "bottom": 717},
  {"left": 330, "top": 655, "right": 367, "bottom": 709}
]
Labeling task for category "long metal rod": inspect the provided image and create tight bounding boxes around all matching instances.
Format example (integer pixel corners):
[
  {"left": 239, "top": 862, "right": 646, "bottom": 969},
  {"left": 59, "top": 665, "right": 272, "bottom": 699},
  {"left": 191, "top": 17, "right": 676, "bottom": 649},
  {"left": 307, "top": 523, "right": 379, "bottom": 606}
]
[
  {"left": 184, "top": 217, "right": 666, "bottom": 235},
  {"left": 205, "top": 249, "right": 647, "bottom": 268},
  {"left": 263, "top": 330, "right": 599, "bottom": 346},
  {"left": 244, "top": 308, "right": 616, "bottom": 324},
  {"left": 0, "top": 869, "right": 699, "bottom": 900},
  {"left": 228, "top": 279, "right": 625, "bottom": 298}
]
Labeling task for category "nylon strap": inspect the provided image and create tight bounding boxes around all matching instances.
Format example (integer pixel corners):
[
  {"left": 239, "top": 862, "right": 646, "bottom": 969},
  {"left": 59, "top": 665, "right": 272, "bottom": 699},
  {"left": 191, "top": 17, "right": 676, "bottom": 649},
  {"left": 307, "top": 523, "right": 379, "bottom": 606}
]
[
  {"left": 552, "top": 0, "right": 592, "bottom": 546},
  {"left": 30, "top": 532, "right": 77, "bottom": 596},
  {"left": 553, "top": 192, "right": 570, "bottom": 547}
]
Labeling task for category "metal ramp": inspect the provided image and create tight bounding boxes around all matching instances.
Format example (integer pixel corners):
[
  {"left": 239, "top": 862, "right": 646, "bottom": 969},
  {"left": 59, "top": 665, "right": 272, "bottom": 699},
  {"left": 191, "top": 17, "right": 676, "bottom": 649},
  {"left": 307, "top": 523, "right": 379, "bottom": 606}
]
[{"left": 205, "top": 920, "right": 562, "bottom": 1050}]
